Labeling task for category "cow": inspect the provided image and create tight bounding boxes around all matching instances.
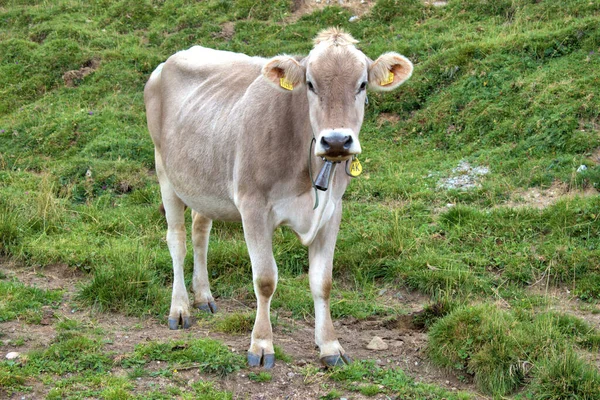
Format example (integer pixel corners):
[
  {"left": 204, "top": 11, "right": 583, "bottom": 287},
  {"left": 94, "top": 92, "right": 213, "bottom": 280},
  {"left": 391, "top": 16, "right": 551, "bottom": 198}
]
[{"left": 144, "top": 27, "right": 413, "bottom": 368}]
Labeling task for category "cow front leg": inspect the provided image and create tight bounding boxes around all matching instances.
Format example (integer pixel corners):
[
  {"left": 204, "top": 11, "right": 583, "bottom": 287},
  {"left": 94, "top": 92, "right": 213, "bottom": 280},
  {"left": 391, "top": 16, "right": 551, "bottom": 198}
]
[
  {"left": 191, "top": 211, "right": 217, "bottom": 313},
  {"left": 242, "top": 213, "right": 277, "bottom": 369},
  {"left": 309, "top": 204, "right": 351, "bottom": 367}
]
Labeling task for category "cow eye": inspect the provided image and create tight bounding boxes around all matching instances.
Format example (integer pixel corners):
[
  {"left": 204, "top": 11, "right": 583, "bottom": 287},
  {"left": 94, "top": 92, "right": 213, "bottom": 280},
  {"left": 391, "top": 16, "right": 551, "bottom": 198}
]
[
  {"left": 359, "top": 81, "right": 367, "bottom": 92},
  {"left": 307, "top": 81, "right": 316, "bottom": 93}
]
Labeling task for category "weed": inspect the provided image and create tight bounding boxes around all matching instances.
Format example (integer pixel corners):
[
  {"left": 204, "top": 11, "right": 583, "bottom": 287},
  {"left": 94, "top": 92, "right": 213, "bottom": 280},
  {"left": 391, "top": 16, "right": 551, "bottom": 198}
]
[
  {"left": 248, "top": 371, "right": 272, "bottom": 382},
  {"left": 274, "top": 345, "right": 293, "bottom": 363}
]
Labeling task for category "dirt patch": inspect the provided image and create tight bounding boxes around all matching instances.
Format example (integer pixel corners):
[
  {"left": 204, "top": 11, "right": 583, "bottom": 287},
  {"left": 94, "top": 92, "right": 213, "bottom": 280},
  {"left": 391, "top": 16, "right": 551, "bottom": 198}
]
[
  {"left": 423, "top": 0, "right": 448, "bottom": 6},
  {"left": 376, "top": 112, "right": 401, "bottom": 127},
  {"left": 589, "top": 147, "right": 600, "bottom": 165},
  {"left": 503, "top": 181, "right": 598, "bottom": 209},
  {"left": 62, "top": 58, "right": 100, "bottom": 87},
  {"left": 0, "top": 261, "right": 484, "bottom": 399},
  {"left": 285, "top": 0, "right": 375, "bottom": 23},
  {"left": 213, "top": 22, "right": 235, "bottom": 41}
]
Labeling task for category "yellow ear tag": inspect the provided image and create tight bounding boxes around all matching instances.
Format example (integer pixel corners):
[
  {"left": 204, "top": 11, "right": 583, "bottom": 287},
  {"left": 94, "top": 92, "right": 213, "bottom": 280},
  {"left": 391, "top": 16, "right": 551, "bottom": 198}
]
[
  {"left": 349, "top": 157, "right": 363, "bottom": 177},
  {"left": 279, "top": 77, "right": 294, "bottom": 91},
  {"left": 380, "top": 71, "right": 394, "bottom": 86}
]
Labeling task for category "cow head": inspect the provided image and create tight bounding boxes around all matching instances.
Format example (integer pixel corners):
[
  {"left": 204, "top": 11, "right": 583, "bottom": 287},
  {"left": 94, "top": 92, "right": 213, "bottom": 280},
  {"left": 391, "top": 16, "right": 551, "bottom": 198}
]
[{"left": 262, "top": 28, "right": 413, "bottom": 161}]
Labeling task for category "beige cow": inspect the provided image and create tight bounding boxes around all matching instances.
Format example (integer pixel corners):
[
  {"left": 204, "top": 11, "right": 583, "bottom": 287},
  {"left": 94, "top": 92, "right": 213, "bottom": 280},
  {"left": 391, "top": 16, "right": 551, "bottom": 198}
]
[{"left": 144, "top": 28, "right": 413, "bottom": 368}]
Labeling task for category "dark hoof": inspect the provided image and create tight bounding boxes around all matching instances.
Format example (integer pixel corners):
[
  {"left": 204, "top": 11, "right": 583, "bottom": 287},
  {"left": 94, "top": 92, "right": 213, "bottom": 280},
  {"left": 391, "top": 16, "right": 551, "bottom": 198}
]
[
  {"left": 195, "top": 301, "right": 218, "bottom": 313},
  {"left": 247, "top": 351, "right": 275, "bottom": 369},
  {"left": 320, "top": 353, "right": 352, "bottom": 368},
  {"left": 168, "top": 315, "right": 192, "bottom": 330}
]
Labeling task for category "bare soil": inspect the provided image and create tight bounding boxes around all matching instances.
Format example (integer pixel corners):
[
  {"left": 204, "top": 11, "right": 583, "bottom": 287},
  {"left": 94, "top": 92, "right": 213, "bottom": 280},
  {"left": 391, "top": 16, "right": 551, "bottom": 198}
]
[
  {"left": 504, "top": 181, "right": 598, "bottom": 209},
  {"left": 0, "top": 261, "right": 486, "bottom": 400}
]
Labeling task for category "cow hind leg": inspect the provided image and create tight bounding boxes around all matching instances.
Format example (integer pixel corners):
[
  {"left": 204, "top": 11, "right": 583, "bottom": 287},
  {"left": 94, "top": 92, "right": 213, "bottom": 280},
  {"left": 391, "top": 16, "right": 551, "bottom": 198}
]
[
  {"left": 156, "top": 151, "right": 192, "bottom": 330},
  {"left": 191, "top": 211, "right": 217, "bottom": 313}
]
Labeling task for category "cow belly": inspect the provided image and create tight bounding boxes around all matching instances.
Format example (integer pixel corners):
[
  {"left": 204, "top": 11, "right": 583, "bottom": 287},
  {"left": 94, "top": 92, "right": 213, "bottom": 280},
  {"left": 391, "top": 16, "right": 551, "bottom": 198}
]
[{"left": 175, "top": 190, "right": 241, "bottom": 221}]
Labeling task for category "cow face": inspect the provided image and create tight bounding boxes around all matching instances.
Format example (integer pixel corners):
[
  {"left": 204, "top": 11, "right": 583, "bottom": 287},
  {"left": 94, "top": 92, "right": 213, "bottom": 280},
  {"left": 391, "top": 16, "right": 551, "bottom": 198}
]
[{"left": 262, "top": 28, "right": 413, "bottom": 162}]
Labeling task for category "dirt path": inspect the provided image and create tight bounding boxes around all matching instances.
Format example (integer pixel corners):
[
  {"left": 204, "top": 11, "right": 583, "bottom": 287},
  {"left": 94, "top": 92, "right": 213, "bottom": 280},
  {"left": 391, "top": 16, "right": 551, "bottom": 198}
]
[{"left": 1, "top": 261, "right": 484, "bottom": 399}]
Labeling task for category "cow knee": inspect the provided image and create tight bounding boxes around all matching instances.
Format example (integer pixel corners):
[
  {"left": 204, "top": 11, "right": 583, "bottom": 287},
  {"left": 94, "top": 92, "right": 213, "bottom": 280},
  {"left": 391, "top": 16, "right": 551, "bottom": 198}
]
[{"left": 255, "top": 276, "right": 276, "bottom": 298}]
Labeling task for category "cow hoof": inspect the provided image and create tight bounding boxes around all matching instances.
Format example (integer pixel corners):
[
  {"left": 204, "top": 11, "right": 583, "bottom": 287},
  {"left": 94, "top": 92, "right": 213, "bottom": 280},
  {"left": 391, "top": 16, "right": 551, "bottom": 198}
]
[
  {"left": 168, "top": 315, "right": 192, "bottom": 330},
  {"left": 247, "top": 351, "right": 275, "bottom": 369},
  {"left": 195, "top": 301, "right": 218, "bottom": 313},
  {"left": 320, "top": 353, "right": 352, "bottom": 368}
]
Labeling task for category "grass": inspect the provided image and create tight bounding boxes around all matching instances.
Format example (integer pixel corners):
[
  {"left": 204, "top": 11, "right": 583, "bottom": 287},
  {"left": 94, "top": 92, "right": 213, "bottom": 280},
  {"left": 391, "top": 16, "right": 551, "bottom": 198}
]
[
  {"left": 121, "top": 338, "right": 245, "bottom": 376},
  {"left": 0, "top": 279, "right": 62, "bottom": 323},
  {"left": 0, "top": 0, "right": 599, "bottom": 398},
  {"left": 328, "top": 360, "right": 471, "bottom": 399},
  {"left": 427, "top": 304, "right": 600, "bottom": 396}
]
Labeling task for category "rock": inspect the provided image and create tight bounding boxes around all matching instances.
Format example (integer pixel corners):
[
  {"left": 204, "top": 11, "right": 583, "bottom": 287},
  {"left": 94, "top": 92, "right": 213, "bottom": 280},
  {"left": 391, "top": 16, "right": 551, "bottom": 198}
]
[
  {"left": 366, "top": 336, "right": 388, "bottom": 350},
  {"left": 5, "top": 352, "right": 20, "bottom": 360},
  {"left": 349, "top": 15, "right": 359, "bottom": 22},
  {"left": 577, "top": 165, "right": 588, "bottom": 173}
]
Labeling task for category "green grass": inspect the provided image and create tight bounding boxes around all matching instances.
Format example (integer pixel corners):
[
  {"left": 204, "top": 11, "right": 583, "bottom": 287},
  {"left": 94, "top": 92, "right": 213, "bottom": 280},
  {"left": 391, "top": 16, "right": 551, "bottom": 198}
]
[
  {"left": 428, "top": 304, "right": 600, "bottom": 396},
  {"left": 1, "top": 0, "right": 599, "bottom": 398},
  {"left": 0, "top": 279, "right": 62, "bottom": 323},
  {"left": 248, "top": 371, "right": 272, "bottom": 382},
  {"left": 121, "top": 338, "right": 245, "bottom": 376},
  {"left": 328, "top": 360, "right": 471, "bottom": 399}
]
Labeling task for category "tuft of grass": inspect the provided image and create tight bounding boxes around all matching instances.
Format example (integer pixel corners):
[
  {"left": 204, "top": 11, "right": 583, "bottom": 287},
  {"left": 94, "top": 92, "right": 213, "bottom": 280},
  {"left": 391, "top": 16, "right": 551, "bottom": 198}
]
[
  {"left": 248, "top": 371, "right": 272, "bottom": 382},
  {"left": 0, "top": 368, "right": 25, "bottom": 391},
  {"left": 213, "top": 312, "right": 255, "bottom": 334},
  {"left": 529, "top": 349, "right": 600, "bottom": 400},
  {"left": 428, "top": 303, "right": 600, "bottom": 396},
  {"left": 274, "top": 344, "right": 293, "bottom": 363},
  {"left": 412, "top": 297, "right": 460, "bottom": 330}
]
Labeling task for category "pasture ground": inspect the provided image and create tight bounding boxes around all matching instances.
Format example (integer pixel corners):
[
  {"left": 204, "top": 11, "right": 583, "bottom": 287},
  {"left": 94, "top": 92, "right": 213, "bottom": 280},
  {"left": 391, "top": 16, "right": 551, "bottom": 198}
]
[{"left": 1, "top": 0, "right": 600, "bottom": 398}]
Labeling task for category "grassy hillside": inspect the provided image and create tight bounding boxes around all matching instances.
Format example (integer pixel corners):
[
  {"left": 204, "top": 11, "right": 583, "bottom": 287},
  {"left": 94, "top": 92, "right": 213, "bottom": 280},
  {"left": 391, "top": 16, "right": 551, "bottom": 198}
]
[{"left": 1, "top": 0, "right": 599, "bottom": 398}]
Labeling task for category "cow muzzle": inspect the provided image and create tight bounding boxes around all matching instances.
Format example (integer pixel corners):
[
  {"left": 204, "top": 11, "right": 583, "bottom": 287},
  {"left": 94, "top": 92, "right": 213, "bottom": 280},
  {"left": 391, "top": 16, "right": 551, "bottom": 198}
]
[{"left": 315, "top": 129, "right": 361, "bottom": 161}]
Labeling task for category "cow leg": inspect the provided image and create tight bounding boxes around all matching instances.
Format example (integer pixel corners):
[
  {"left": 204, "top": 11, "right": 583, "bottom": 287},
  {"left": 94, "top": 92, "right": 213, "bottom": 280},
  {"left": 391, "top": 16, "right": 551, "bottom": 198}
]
[
  {"left": 156, "top": 151, "right": 191, "bottom": 330},
  {"left": 242, "top": 213, "right": 277, "bottom": 369},
  {"left": 191, "top": 211, "right": 216, "bottom": 313},
  {"left": 309, "top": 204, "right": 351, "bottom": 367}
]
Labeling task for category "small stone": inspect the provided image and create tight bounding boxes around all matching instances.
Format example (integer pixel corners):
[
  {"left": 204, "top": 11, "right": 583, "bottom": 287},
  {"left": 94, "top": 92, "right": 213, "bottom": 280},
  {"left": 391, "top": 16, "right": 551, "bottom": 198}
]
[
  {"left": 366, "top": 336, "right": 388, "bottom": 350},
  {"left": 378, "top": 288, "right": 387, "bottom": 296},
  {"left": 349, "top": 15, "right": 359, "bottom": 22},
  {"left": 577, "top": 165, "right": 588, "bottom": 173},
  {"left": 6, "top": 352, "right": 20, "bottom": 360},
  {"left": 287, "top": 372, "right": 295, "bottom": 378}
]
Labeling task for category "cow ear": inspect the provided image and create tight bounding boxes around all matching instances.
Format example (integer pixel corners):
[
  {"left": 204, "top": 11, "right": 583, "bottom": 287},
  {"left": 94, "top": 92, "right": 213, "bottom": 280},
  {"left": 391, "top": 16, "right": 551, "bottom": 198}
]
[
  {"left": 368, "top": 52, "right": 413, "bottom": 92},
  {"left": 262, "top": 55, "right": 305, "bottom": 92}
]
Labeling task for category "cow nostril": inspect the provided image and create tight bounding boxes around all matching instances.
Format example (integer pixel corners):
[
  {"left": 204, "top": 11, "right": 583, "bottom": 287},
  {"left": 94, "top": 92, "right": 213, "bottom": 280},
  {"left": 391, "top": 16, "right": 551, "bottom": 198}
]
[
  {"left": 343, "top": 135, "right": 352, "bottom": 150},
  {"left": 320, "top": 136, "right": 330, "bottom": 150}
]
